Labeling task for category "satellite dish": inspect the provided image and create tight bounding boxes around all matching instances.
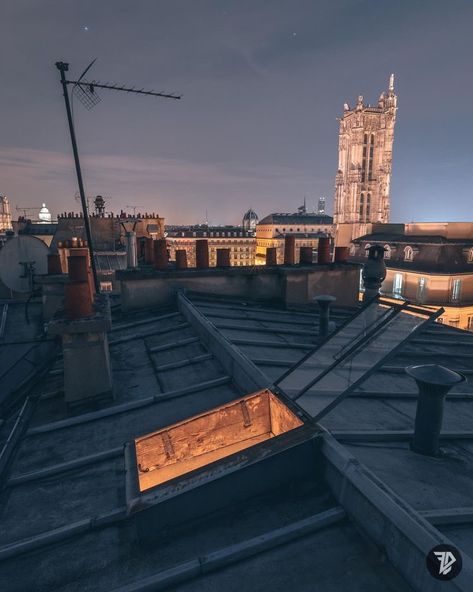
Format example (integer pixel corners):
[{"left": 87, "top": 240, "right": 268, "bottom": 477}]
[{"left": 0, "top": 235, "right": 49, "bottom": 293}]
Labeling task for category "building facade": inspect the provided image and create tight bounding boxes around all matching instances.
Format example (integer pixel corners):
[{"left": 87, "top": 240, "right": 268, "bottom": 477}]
[
  {"left": 333, "top": 75, "right": 397, "bottom": 232},
  {"left": 256, "top": 212, "right": 333, "bottom": 264},
  {"left": 350, "top": 223, "right": 473, "bottom": 331},
  {"left": 0, "top": 195, "right": 12, "bottom": 232},
  {"left": 166, "top": 225, "right": 256, "bottom": 267}
]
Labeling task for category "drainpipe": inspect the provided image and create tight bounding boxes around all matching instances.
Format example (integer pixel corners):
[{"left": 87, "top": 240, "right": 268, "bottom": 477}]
[
  {"left": 406, "top": 364, "right": 466, "bottom": 456},
  {"left": 315, "top": 295, "right": 336, "bottom": 338}
]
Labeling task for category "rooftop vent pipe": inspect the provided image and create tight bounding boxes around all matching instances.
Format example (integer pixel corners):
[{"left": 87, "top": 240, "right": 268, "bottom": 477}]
[
  {"left": 362, "top": 244, "right": 386, "bottom": 303},
  {"left": 315, "top": 295, "right": 336, "bottom": 338},
  {"left": 406, "top": 364, "right": 466, "bottom": 456},
  {"left": 126, "top": 231, "right": 138, "bottom": 269}
]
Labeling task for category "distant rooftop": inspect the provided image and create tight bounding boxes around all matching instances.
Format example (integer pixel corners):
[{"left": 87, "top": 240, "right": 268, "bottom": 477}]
[{"left": 259, "top": 213, "right": 333, "bottom": 225}]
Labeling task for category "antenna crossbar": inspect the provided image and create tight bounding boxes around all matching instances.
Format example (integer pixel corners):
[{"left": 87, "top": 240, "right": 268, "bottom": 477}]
[{"left": 66, "top": 80, "right": 181, "bottom": 100}]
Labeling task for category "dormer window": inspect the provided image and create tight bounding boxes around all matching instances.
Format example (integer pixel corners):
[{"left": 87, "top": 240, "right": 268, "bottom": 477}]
[
  {"left": 384, "top": 245, "right": 391, "bottom": 259},
  {"left": 404, "top": 246, "right": 414, "bottom": 261},
  {"left": 468, "top": 248, "right": 473, "bottom": 263},
  {"left": 365, "top": 243, "right": 371, "bottom": 257}
]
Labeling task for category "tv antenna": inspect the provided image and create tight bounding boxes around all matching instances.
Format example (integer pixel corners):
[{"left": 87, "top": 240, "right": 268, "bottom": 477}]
[
  {"left": 55, "top": 59, "right": 181, "bottom": 292},
  {"left": 125, "top": 205, "right": 144, "bottom": 216}
]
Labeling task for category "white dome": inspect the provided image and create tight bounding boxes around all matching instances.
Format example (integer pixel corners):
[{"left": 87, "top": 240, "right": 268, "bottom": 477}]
[{"left": 38, "top": 203, "right": 52, "bottom": 223}]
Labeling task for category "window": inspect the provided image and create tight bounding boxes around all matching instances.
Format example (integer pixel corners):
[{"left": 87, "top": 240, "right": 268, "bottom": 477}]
[
  {"left": 393, "top": 273, "right": 403, "bottom": 298},
  {"left": 100, "top": 281, "right": 113, "bottom": 292},
  {"left": 349, "top": 243, "right": 356, "bottom": 256},
  {"left": 404, "top": 246, "right": 414, "bottom": 261},
  {"left": 359, "top": 193, "right": 364, "bottom": 216},
  {"left": 451, "top": 279, "right": 461, "bottom": 303},
  {"left": 365, "top": 243, "right": 371, "bottom": 257},
  {"left": 468, "top": 248, "right": 473, "bottom": 263},
  {"left": 383, "top": 245, "right": 391, "bottom": 259},
  {"left": 417, "top": 277, "right": 426, "bottom": 303},
  {"left": 366, "top": 193, "right": 371, "bottom": 218},
  {"left": 468, "top": 316, "right": 473, "bottom": 331}
]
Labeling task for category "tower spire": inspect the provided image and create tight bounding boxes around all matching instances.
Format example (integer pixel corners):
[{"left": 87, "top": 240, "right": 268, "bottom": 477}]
[{"left": 389, "top": 73, "right": 395, "bottom": 93}]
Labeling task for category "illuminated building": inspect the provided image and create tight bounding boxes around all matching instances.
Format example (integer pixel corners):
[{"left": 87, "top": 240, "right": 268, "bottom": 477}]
[
  {"left": 351, "top": 222, "right": 473, "bottom": 330},
  {"left": 256, "top": 212, "right": 333, "bottom": 264},
  {"left": 166, "top": 225, "right": 256, "bottom": 267},
  {"left": 334, "top": 75, "right": 397, "bottom": 245},
  {"left": 0, "top": 195, "right": 12, "bottom": 232}
]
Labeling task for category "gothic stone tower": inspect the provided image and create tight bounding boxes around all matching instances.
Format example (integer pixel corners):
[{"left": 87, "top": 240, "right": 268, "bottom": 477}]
[{"left": 333, "top": 75, "right": 397, "bottom": 225}]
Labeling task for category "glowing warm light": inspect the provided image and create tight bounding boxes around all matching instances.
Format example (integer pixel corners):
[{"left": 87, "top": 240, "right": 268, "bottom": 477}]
[{"left": 135, "top": 389, "right": 303, "bottom": 491}]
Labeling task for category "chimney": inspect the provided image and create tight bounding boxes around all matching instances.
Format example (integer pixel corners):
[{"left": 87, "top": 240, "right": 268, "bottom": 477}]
[
  {"left": 154, "top": 239, "right": 168, "bottom": 270},
  {"left": 196, "top": 239, "right": 209, "bottom": 269},
  {"left": 407, "top": 364, "right": 465, "bottom": 456},
  {"left": 216, "top": 248, "right": 231, "bottom": 268},
  {"left": 317, "top": 238, "right": 331, "bottom": 264},
  {"left": 299, "top": 246, "right": 313, "bottom": 265},
  {"left": 334, "top": 246, "right": 349, "bottom": 263},
  {"left": 284, "top": 236, "right": 296, "bottom": 265},
  {"left": 47, "top": 253, "right": 63, "bottom": 275},
  {"left": 65, "top": 251, "right": 93, "bottom": 319},
  {"left": 144, "top": 237, "right": 154, "bottom": 264},
  {"left": 175, "top": 249, "right": 188, "bottom": 269},
  {"left": 266, "top": 247, "right": 277, "bottom": 266}
]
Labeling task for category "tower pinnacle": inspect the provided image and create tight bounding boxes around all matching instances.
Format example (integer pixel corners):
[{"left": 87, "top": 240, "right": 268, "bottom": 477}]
[{"left": 389, "top": 73, "right": 395, "bottom": 93}]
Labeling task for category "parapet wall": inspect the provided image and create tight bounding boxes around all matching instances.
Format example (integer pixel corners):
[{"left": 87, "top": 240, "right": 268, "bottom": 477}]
[{"left": 117, "top": 264, "right": 361, "bottom": 311}]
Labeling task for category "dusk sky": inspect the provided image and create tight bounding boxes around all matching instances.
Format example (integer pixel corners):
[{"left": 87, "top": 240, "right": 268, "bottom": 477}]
[{"left": 1, "top": 0, "right": 473, "bottom": 225}]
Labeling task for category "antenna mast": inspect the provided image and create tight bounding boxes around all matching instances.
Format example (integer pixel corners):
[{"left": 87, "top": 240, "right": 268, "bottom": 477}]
[{"left": 55, "top": 60, "right": 181, "bottom": 293}]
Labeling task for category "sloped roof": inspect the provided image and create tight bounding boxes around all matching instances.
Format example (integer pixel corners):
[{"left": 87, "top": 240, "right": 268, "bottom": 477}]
[{"left": 1, "top": 292, "right": 472, "bottom": 590}]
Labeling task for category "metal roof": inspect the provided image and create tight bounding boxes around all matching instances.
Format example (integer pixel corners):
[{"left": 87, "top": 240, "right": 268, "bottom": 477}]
[{"left": 1, "top": 292, "right": 472, "bottom": 590}]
